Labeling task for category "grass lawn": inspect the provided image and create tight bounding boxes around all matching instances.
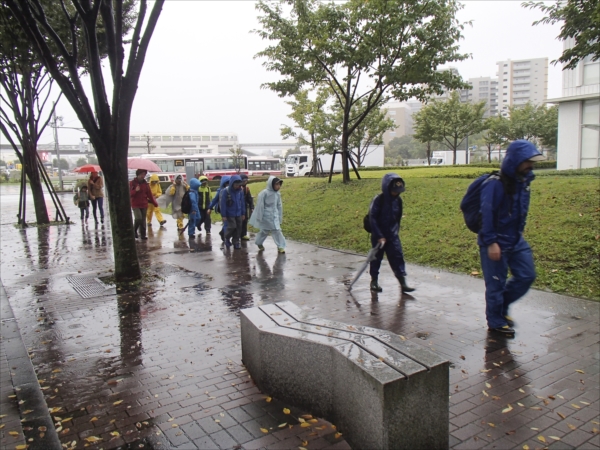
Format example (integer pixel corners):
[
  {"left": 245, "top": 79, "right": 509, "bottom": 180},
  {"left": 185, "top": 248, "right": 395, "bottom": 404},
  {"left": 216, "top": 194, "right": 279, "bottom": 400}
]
[{"left": 277, "top": 167, "right": 600, "bottom": 301}]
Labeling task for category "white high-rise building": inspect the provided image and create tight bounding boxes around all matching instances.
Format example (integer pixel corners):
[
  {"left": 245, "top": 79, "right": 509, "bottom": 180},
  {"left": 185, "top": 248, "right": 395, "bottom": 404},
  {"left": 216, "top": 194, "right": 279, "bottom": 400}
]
[
  {"left": 496, "top": 57, "right": 549, "bottom": 116},
  {"left": 460, "top": 77, "right": 500, "bottom": 117}
]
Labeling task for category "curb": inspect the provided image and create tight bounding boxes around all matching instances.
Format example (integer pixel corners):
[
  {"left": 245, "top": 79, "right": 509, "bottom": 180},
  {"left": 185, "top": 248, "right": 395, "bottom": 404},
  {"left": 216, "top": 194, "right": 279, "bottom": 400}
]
[{"left": 0, "top": 281, "right": 61, "bottom": 450}]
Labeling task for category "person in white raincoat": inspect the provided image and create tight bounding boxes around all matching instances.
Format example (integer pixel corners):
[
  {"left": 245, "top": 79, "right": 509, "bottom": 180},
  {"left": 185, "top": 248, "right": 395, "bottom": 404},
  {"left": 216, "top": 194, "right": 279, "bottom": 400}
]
[
  {"left": 157, "top": 175, "right": 188, "bottom": 231},
  {"left": 248, "top": 176, "right": 286, "bottom": 253}
]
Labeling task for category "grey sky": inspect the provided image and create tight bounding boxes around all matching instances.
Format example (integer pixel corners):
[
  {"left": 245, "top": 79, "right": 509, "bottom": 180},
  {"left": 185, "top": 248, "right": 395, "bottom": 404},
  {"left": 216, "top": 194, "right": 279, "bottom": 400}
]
[{"left": 42, "top": 1, "right": 563, "bottom": 147}]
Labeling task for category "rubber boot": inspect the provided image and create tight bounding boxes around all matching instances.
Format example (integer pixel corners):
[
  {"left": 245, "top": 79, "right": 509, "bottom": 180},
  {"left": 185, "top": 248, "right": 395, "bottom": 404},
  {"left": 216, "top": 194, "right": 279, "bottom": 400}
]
[
  {"left": 370, "top": 277, "right": 382, "bottom": 292},
  {"left": 398, "top": 276, "right": 415, "bottom": 293}
]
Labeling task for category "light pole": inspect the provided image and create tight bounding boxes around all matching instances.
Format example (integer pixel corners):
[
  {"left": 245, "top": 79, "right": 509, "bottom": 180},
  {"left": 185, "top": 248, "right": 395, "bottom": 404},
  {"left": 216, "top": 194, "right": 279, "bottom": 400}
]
[{"left": 51, "top": 102, "right": 64, "bottom": 190}]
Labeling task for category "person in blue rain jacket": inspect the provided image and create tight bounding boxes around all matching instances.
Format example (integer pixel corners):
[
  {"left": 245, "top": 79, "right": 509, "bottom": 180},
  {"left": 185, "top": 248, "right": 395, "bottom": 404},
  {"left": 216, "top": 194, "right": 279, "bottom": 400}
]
[
  {"left": 369, "top": 172, "right": 415, "bottom": 294},
  {"left": 478, "top": 139, "right": 545, "bottom": 337},
  {"left": 208, "top": 175, "right": 231, "bottom": 242},
  {"left": 219, "top": 174, "right": 246, "bottom": 250},
  {"left": 186, "top": 178, "right": 201, "bottom": 238}
]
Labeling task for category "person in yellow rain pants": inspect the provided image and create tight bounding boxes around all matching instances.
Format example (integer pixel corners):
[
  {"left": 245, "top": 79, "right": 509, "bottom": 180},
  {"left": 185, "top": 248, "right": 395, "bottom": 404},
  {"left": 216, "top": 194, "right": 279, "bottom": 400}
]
[
  {"left": 168, "top": 175, "right": 189, "bottom": 230},
  {"left": 147, "top": 174, "right": 167, "bottom": 227}
]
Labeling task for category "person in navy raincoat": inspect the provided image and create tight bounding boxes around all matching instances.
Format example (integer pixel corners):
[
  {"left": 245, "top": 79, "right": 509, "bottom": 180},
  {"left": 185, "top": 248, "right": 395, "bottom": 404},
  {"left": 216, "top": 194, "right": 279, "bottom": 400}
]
[
  {"left": 186, "top": 178, "right": 201, "bottom": 238},
  {"left": 208, "top": 175, "right": 231, "bottom": 241},
  {"left": 369, "top": 173, "right": 415, "bottom": 294},
  {"left": 220, "top": 174, "right": 246, "bottom": 249},
  {"left": 479, "top": 140, "right": 545, "bottom": 336}
]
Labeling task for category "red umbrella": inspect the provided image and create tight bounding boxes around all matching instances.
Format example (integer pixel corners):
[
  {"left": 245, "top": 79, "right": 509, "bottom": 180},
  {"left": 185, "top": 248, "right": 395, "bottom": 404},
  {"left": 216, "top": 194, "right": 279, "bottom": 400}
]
[
  {"left": 73, "top": 164, "right": 102, "bottom": 173},
  {"left": 127, "top": 158, "right": 161, "bottom": 172}
]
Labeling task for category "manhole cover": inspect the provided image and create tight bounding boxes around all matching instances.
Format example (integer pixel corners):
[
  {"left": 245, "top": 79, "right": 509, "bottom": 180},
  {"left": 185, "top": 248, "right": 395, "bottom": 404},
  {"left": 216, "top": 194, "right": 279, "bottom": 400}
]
[{"left": 66, "top": 276, "right": 116, "bottom": 299}]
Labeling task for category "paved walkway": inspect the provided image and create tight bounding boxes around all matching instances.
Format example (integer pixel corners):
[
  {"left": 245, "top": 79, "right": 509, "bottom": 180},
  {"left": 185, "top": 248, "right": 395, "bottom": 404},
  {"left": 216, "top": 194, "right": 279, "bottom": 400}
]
[{"left": 1, "top": 190, "right": 599, "bottom": 450}]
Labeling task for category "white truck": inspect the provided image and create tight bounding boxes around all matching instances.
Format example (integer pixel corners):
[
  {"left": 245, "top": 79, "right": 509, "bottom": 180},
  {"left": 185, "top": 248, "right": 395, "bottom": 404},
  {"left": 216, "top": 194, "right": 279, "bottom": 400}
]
[
  {"left": 285, "top": 145, "right": 384, "bottom": 177},
  {"left": 430, "top": 150, "right": 467, "bottom": 166}
]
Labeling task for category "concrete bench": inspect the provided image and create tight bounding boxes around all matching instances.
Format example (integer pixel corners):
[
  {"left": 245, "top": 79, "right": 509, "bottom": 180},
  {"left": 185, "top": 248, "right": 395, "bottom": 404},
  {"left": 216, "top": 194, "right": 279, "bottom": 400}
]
[{"left": 241, "top": 301, "right": 449, "bottom": 450}]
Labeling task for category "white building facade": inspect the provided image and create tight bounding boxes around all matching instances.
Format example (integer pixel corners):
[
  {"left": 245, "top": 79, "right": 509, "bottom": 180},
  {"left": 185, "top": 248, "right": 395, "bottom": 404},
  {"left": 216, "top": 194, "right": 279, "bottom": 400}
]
[
  {"left": 128, "top": 132, "right": 238, "bottom": 156},
  {"left": 460, "top": 76, "right": 499, "bottom": 117},
  {"left": 549, "top": 40, "right": 600, "bottom": 170}
]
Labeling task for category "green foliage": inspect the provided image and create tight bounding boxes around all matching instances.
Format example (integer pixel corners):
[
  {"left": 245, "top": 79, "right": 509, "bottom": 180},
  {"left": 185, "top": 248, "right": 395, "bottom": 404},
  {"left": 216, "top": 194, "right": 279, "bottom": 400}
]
[
  {"left": 255, "top": 0, "right": 470, "bottom": 181},
  {"left": 385, "top": 135, "right": 427, "bottom": 164},
  {"left": 523, "top": 0, "right": 600, "bottom": 70},
  {"left": 76, "top": 157, "right": 87, "bottom": 167},
  {"left": 52, "top": 158, "right": 69, "bottom": 170},
  {"left": 88, "top": 155, "right": 99, "bottom": 165},
  {"left": 279, "top": 167, "right": 599, "bottom": 299}
]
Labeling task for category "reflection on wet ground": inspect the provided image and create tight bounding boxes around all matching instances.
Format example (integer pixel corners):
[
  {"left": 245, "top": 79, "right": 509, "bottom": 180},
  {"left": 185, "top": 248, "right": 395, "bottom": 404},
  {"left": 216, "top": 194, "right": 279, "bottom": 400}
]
[{"left": 1, "top": 189, "right": 599, "bottom": 450}]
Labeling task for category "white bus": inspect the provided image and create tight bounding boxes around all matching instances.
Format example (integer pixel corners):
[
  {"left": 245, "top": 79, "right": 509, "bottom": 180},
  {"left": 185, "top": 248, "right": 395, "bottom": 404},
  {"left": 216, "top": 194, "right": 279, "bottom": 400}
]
[
  {"left": 247, "top": 156, "right": 283, "bottom": 177},
  {"left": 137, "top": 154, "right": 248, "bottom": 181}
]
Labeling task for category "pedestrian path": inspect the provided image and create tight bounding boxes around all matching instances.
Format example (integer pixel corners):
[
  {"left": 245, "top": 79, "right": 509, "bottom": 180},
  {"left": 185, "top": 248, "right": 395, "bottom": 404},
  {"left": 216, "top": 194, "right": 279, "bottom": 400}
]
[{"left": 0, "top": 206, "right": 598, "bottom": 449}]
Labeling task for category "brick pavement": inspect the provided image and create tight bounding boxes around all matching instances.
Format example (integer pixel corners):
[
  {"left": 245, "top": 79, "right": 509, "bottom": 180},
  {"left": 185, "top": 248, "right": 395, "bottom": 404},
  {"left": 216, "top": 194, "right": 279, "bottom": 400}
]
[{"left": 1, "top": 193, "right": 599, "bottom": 449}]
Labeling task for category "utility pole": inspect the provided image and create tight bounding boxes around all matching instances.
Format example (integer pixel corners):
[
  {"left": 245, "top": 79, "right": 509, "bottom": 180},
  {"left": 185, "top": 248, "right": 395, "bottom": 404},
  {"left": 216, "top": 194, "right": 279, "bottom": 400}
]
[{"left": 51, "top": 102, "right": 64, "bottom": 190}]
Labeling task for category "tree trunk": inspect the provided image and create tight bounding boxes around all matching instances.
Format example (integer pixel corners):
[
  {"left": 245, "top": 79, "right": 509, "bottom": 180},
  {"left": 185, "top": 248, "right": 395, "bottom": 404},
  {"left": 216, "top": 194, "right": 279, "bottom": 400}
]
[
  {"left": 22, "top": 141, "right": 49, "bottom": 224},
  {"left": 311, "top": 133, "right": 318, "bottom": 175},
  {"left": 426, "top": 142, "right": 431, "bottom": 165},
  {"left": 341, "top": 132, "right": 349, "bottom": 183}
]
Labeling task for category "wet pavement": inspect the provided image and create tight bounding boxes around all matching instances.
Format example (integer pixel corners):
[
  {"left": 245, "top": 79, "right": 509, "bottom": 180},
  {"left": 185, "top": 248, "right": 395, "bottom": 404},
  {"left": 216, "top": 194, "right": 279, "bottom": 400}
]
[{"left": 1, "top": 186, "right": 599, "bottom": 450}]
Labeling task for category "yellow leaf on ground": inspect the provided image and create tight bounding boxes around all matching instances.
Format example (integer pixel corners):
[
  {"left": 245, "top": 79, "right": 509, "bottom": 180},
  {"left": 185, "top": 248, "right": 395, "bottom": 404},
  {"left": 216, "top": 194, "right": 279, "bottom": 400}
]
[
  {"left": 571, "top": 404, "right": 581, "bottom": 409},
  {"left": 171, "top": 424, "right": 178, "bottom": 428},
  {"left": 567, "top": 424, "right": 577, "bottom": 430},
  {"left": 298, "top": 418, "right": 306, "bottom": 423},
  {"left": 110, "top": 431, "right": 120, "bottom": 437},
  {"left": 480, "top": 369, "right": 491, "bottom": 373},
  {"left": 575, "top": 369, "right": 585, "bottom": 374},
  {"left": 517, "top": 403, "right": 525, "bottom": 407},
  {"left": 523, "top": 445, "right": 529, "bottom": 450},
  {"left": 519, "top": 388, "right": 525, "bottom": 393},
  {"left": 265, "top": 397, "right": 272, "bottom": 403},
  {"left": 488, "top": 423, "right": 496, "bottom": 427},
  {"left": 557, "top": 412, "right": 566, "bottom": 419},
  {"left": 485, "top": 382, "right": 491, "bottom": 388},
  {"left": 580, "top": 401, "right": 590, "bottom": 405},
  {"left": 90, "top": 417, "right": 98, "bottom": 422},
  {"left": 299, "top": 447, "right": 307, "bottom": 450},
  {"left": 61, "top": 417, "right": 73, "bottom": 423},
  {"left": 308, "top": 419, "right": 318, "bottom": 424},
  {"left": 335, "top": 432, "right": 342, "bottom": 439},
  {"left": 538, "top": 436, "right": 546, "bottom": 443},
  {"left": 278, "top": 423, "right": 287, "bottom": 428},
  {"left": 557, "top": 394, "right": 564, "bottom": 399},
  {"left": 260, "top": 428, "right": 269, "bottom": 434},
  {"left": 84, "top": 436, "right": 102, "bottom": 443},
  {"left": 301, "top": 415, "right": 313, "bottom": 419},
  {"left": 52, "top": 369, "right": 61, "bottom": 373},
  {"left": 49, "top": 407, "right": 62, "bottom": 413},
  {"left": 113, "top": 400, "right": 123, "bottom": 406},
  {"left": 482, "top": 390, "right": 489, "bottom": 397},
  {"left": 502, "top": 405, "right": 513, "bottom": 413},
  {"left": 9, "top": 431, "right": 19, "bottom": 436},
  {"left": 300, "top": 423, "right": 311, "bottom": 428},
  {"left": 549, "top": 436, "right": 561, "bottom": 440},
  {"left": 301, "top": 441, "right": 308, "bottom": 446},
  {"left": 283, "top": 408, "right": 290, "bottom": 414},
  {"left": 16, "top": 445, "right": 27, "bottom": 450}
]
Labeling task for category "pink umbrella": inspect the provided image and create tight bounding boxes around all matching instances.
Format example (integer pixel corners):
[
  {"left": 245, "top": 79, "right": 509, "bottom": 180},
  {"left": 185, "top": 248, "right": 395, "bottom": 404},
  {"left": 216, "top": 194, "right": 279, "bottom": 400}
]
[
  {"left": 127, "top": 158, "right": 161, "bottom": 172},
  {"left": 73, "top": 164, "right": 102, "bottom": 173}
]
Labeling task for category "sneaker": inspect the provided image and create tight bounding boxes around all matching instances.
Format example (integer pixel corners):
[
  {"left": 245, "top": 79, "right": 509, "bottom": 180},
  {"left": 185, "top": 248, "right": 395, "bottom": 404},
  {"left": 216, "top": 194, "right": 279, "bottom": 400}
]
[
  {"left": 257, "top": 245, "right": 265, "bottom": 251},
  {"left": 206, "top": 231, "right": 211, "bottom": 235},
  {"left": 160, "top": 220, "right": 167, "bottom": 226},
  {"left": 488, "top": 325, "right": 515, "bottom": 337},
  {"left": 225, "top": 239, "right": 232, "bottom": 248},
  {"left": 277, "top": 248, "right": 285, "bottom": 254},
  {"left": 234, "top": 243, "right": 241, "bottom": 250},
  {"left": 241, "top": 235, "right": 250, "bottom": 241},
  {"left": 504, "top": 315, "right": 515, "bottom": 327}
]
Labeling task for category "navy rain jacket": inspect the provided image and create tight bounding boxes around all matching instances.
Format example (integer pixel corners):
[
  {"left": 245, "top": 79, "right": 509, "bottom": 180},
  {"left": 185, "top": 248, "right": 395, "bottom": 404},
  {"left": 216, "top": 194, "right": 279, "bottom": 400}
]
[
  {"left": 369, "top": 172, "right": 404, "bottom": 241},
  {"left": 219, "top": 174, "right": 246, "bottom": 217},
  {"left": 478, "top": 140, "right": 543, "bottom": 249},
  {"left": 208, "top": 176, "right": 231, "bottom": 211}
]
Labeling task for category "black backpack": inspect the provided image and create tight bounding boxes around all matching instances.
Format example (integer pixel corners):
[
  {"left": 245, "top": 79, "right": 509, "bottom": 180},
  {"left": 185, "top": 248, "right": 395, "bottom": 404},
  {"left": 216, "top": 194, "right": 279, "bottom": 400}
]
[
  {"left": 214, "top": 187, "right": 233, "bottom": 215},
  {"left": 181, "top": 190, "right": 192, "bottom": 214},
  {"left": 363, "top": 194, "right": 384, "bottom": 233},
  {"left": 460, "top": 171, "right": 501, "bottom": 233}
]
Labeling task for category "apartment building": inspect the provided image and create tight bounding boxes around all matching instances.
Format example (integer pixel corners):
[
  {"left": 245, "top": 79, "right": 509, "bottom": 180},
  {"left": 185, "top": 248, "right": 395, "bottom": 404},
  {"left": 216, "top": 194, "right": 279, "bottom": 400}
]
[
  {"left": 382, "top": 101, "right": 422, "bottom": 144},
  {"left": 496, "top": 57, "right": 549, "bottom": 116},
  {"left": 548, "top": 39, "right": 599, "bottom": 170},
  {"left": 460, "top": 76, "right": 500, "bottom": 117},
  {"left": 128, "top": 132, "right": 238, "bottom": 156}
]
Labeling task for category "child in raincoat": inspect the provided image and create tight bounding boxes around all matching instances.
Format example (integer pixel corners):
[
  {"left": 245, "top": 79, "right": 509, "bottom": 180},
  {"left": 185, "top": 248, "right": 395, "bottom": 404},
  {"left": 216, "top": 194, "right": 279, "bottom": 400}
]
[
  {"left": 158, "top": 175, "right": 188, "bottom": 231},
  {"left": 147, "top": 174, "right": 166, "bottom": 227},
  {"left": 75, "top": 185, "right": 90, "bottom": 223},
  {"left": 249, "top": 176, "right": 286, "bottom": 253}
]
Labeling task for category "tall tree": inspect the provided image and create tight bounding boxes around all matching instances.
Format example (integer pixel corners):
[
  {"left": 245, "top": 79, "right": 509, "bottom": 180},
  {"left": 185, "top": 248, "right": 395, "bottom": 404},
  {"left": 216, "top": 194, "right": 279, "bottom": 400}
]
[
  {"left": 413, "top": 108, "right": 439, "bottom": 165},
  {"left": 482, "top": 115, "right": 510, "bottom": 163},
  {"left": 255, "top": 0, "right": 469, "bottom": 183},
  {"left": 415, "top": 92, "right": 487, "bottom": 164},
  {"left": 536, "top": 104, "right": 559, "bottom": 151},
  {"left": 0, "top": 4, "right": 59, "bottom": 224},
  {"left": 280, "top": 88, "right": 331, "bottom": 175},
  {"left": 7, "top": 0, "right": 165, "bottom": 281},
  {"left": 523, "top": 0, "right": 600, "bottom": 70}
]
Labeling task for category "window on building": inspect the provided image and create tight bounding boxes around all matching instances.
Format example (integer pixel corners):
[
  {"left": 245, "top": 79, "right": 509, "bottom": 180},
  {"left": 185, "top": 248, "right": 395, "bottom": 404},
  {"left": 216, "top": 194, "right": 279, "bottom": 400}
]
[
  {"left": 581, "top": 99, "right": 599, "bottom": 168},
  {"left": 162, "top": 136, "right": 171, "bottom": 141},
  {"left": 202, "top": 136, "right": 210, "bottom": 141},
  {"left": 130, "top": 136, "right": 140, "bottom": 141},
  {"left": 193, "top": 136, "right": 202, "bottom": 141},
  {"left": 583, "top": 55, "right": 600, "bottom": 86},
  {"left": 211, "top": 136, "right": 219, "bottom": 141},
  {"left": 388, "top": 110, "right": 396, "bottom": 116},
  {"left": 480, "top": 81, "right": 488, "bottom": 86},
  {"left": 220, "top": 136, "right": 229, "bottom": 141},
  {"left": 173, "top": 136, "right": 181, "bottom": 141},
  {"left": 183, "top": 136, "right": 191, "bottom": 141}
]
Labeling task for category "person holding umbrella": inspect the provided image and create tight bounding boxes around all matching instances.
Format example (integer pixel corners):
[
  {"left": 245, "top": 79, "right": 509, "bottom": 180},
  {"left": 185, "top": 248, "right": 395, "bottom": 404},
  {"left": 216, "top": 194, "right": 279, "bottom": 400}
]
[
  {"left": 87, "top": 171, "right": 105, "bottom": 224},
  {"left": 130, "top": 169, "right": 158, "bottom": 240}
]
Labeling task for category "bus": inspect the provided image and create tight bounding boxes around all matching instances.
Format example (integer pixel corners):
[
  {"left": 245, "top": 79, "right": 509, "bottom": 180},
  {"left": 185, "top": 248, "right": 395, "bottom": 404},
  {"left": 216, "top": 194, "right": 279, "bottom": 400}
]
[
  {"left": 136, "top": 154, "right": 248, "bottom": 181},
  {"left": 247, "top": 156, "right": 283, "bottom": 177}
]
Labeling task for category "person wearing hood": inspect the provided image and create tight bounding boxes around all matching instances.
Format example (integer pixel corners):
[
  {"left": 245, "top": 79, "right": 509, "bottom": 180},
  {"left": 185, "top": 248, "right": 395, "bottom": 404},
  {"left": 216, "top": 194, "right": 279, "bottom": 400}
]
[
  {"left": 186, "top": 178, "right": 202, "bottom": 238},
  {"left": 208, "top": 175, "right": 231, "bottom": 241},
  {"left": 249, "top": 176, "right": 285, "bottom": 253},
  {"left": 239, "top": 174, "right": 254, "bottom": 241},
  {"left": 163, "top": 175, "right": 189, "bottom": 231},
  {"left": 368, "top": 173, "right": 414, "bottom": 294},
  {"left": 130, "top": 169, "right": 158, "bottom": 240},
  {"left": 479, "top": 140, "right": 545, "bottom": 337},
  {"left": 196, "top": 176, "right": 212, "bottom": 235},
  {"left": 219, "top": 174, "right": 246, "bottom": 249},
  {"left": 147, "top": 174, "right": 167, "bottom": 228}
]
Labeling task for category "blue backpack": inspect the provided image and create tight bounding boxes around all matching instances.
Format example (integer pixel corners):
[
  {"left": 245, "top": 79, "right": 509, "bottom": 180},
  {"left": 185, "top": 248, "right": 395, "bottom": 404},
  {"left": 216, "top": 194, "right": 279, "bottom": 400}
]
[{"left": 460, "top": 171, "right": 501, "bottom": 233}]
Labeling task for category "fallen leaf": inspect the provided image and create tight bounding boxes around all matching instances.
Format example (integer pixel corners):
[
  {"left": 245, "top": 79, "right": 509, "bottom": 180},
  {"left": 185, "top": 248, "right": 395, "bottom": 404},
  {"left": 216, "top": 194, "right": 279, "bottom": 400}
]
[
  {"left": 575, "top": 369, "right": 585, "bottom": 374},
  {"left": 308, "top": 419, "right": 318, "bottom": 424},
  {"left": 110, "top": 431, "right": 120, "bottom": 437},
  {"left": 265, "top": 397, "right": 272, "bottom": 403},
  {"left": 488, "top": 423, "right": 496, "bottom": 427},
  {"left": 16, "top": 446, "right": 27, "bottom": 450},
  {"left": 480, "top": 369, "right": 491, "bottom": 373},
  {"left": 298, "top": 418, "right": 306, "bottom": 423},
  {"left": 460, "top": 355, "right": 466, "bottom": 360},
  {"left": 519, "top": 388, "right": 525, "bottom": 393},
  {"left": 113, "top": 400, "right": 123, "bottom": 406},
  {"left": 278, "top": 423, "right": 287, "bottom": 428},
  {"left": 260, "top": 428, "right": 269, "bottom": 434},
  {"left": 557, "top": 412, "right": 566, "bottom": 419},
  {"left": 171, "top": 424, "right": 178, "bottom": 428},
  {"left": 334, "top": 432, "right": 342, "bottom": 439},
  {"left": 517, "top": 403, "right": 525, "bottom": 407},
  {"left": 301, "top": 441, "right": 308, "bottom": 446},
  {"left": 283, "top": 408, "right": 290, "bottom": 415},
  {"left": 530, "top": 407, "right": 542, "bottom": 411},
  {"left": 84, "top": 436, "right": 102, "bottom": 443},
  {"left": 557, "top": 394, "right": 564, "bottom": 399},
  {"left": 523, "top": 446, "right": 529, "bottom": 450},
  {"left": 580, "top": 401, "right": 590, "bottom": 405},
  {"left": 549, "top": 436, "right": 561, "bottom": 440},
  {"left": 482, "top": 390, "right": 489, "bottom": 397},
  {"left": 52, "top": 369, "right": 61, "bottom": 373},
  {"left": 567, "top": 423, "right": 577, "bottom": 430},
  {"left": 300, "top": 423, "right": 311, "bottom": 428},
  {"left": 571, "top": 404, "right": 581, "bottom": 409},
  {"left": 214, "top": 419, "right": 220, "bottom": 423},
  {"left": 61, "top": 417, "right": 73, "bottom": 423},
  {"left": 485, "top": 382, "right": 492, "bottom": 388},
  {"left": 502, "top": 404, "right": 513, "bottom": 414},
  {"left": 90, "top": 417, "right": 98, "bottom": 422},
  {"left": 538, "top": 436, "right": 546, "bottom": 443},
  {"left": 9, "top": 431, "right": 19, "bottom": 436}
]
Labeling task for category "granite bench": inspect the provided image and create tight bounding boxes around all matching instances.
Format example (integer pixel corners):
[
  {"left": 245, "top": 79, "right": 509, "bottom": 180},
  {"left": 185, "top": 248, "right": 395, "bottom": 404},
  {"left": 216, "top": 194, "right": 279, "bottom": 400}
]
[{"left": 241, "top": 301, "right": 449, "bottom": 450}]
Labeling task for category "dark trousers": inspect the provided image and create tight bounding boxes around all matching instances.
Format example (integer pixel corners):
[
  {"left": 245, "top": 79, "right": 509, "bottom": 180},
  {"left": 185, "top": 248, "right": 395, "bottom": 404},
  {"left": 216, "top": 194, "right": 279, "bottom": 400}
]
[
  {"left": 133, "top": 208, "right": 147, "bottom": 238},
  {"left": 479, "top": 237, "right": 536, "bottom": 329},
  {"left": 197, "top": 209, "right": 211, "bottom": 232},
  {"left": 224, "top": 216, "right": 243, "bottom": 245},
  {"left": 91, "top": 197, "right": 104, "bottom": 222},
  {"left": 80, "top": 206, "right": 89, "bottom": 220},
  {"left": 369, "top": 234, "right": 407, "bottom": 279}
]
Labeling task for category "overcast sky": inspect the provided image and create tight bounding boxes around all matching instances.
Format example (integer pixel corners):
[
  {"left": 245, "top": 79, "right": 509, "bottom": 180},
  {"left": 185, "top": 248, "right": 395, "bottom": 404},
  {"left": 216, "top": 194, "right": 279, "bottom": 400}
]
[{"left": 41, "top": 0, "right": 564, "bottom": 147}]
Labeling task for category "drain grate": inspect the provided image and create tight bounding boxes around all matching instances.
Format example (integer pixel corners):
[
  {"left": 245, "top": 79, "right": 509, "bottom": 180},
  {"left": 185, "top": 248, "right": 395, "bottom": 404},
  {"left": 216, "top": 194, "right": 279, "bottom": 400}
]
[{"left": 66, "top": 276, "right": 116, "bottom": 299}]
